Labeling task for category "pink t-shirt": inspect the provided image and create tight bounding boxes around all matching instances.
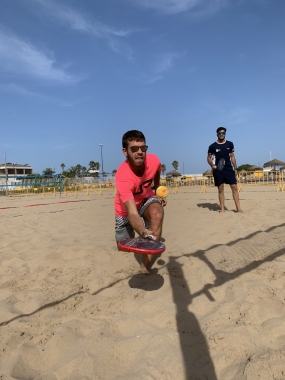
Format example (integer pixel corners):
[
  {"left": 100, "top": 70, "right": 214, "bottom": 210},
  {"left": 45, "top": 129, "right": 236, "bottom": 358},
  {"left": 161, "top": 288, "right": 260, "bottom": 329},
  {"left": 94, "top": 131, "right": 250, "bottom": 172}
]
[{"left": 114, "top": 153, "right": 161, "bottom": 216}]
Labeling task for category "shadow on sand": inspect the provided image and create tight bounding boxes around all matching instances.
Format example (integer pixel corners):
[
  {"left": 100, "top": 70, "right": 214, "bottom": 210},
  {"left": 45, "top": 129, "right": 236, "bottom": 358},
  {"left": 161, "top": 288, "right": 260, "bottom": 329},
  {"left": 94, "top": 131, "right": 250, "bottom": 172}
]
[
  {"left": 197, "top": 202, "right": 227, "bottom": 212},
  {"left": 2, "top": 224, "right": 285, "bottom": 379},
  {"left": 167, "top": 257, "right": 218, "bottom": 379}
]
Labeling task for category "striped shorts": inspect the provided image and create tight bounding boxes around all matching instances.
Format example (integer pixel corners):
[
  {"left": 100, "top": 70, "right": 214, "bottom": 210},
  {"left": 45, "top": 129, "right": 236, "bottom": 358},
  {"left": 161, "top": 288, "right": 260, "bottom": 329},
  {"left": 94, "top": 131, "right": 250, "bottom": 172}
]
[{"left": 115, "top": 196, "right": 161, "bottom": 241}]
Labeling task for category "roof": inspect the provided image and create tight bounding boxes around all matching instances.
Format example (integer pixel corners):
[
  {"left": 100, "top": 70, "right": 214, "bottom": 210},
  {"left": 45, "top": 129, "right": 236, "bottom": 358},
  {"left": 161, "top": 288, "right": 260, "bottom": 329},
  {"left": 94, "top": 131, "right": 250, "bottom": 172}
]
[{"left": 0, "top": 163, "right": 32, "bottom": 168}]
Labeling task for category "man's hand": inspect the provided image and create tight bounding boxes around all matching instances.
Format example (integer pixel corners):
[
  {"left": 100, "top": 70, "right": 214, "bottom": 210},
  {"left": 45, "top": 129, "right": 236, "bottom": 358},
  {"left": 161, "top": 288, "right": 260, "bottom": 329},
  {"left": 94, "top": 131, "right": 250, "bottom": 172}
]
[
  {"left": 142, "top": 230, "right": 158, "bottom": 241},
  {"left": 212, "top": 165, "right": 217, "bottom": 170}
]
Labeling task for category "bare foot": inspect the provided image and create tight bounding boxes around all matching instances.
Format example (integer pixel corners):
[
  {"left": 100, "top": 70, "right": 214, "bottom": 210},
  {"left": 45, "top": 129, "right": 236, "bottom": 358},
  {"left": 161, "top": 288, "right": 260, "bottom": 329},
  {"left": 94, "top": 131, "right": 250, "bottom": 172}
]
[
  {"left": 219, "top": 210, "right": 225, "bottom": 213},
  {"left": 236, "top": 209, "right": 244, "bottom": 213},
  {"left": 140, "top": 255, "right": 151, "bottom": 274}
]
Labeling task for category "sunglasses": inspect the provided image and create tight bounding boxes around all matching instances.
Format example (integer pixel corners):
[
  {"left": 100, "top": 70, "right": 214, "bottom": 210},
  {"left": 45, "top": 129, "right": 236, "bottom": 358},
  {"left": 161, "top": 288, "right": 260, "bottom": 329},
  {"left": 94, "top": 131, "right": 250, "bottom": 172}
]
[
  {"left": 217, "top": 132, "right": 226, "bottom": 135},
  {"left": 129, "top": 145, "right": 148, "bottom": 153}
]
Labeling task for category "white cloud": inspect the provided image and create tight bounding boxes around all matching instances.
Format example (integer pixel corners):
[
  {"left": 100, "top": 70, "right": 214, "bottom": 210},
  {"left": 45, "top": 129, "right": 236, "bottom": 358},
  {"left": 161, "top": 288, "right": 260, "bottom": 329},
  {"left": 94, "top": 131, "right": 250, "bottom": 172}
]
[
  {"left": 0, "top": 82, "right": 87, "bottom": 107},
  {"left": 0, "top": 32, "right": 79, "bottom": 84},
  {"left": 128, "top": 0, "right": 227, "bottom": 15},
  {"left": 33, "top": 0, "right": 132, "bottom": 38},
  {"left": 144, "top": 76, "right": 163, "bottom": 84},
  {"left": 29, "top": 0, "right": 134, "bottom": 57},
  {"left": 155, "top": 53, "right": 177, "bottom": 73},
  {"left": 0, "top": 83, "right": 37, "bottom": 96}
]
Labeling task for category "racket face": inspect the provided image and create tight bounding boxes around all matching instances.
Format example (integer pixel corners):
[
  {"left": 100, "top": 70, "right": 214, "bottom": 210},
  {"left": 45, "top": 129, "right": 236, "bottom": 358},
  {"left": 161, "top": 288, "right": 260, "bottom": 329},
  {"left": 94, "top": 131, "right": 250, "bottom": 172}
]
[
  {"left": 118, "top": 237, "right": 165, "bottom": 255},
  {"left": 217, "top": 158, "right": 225, "bottom": 171}
]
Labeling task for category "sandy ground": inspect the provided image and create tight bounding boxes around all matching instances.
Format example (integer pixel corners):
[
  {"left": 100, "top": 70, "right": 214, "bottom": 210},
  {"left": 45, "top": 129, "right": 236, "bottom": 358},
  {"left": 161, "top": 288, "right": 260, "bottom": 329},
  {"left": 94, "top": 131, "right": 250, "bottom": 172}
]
[{"left": 1, "top": 185, "right": 285, "bottom": 380}]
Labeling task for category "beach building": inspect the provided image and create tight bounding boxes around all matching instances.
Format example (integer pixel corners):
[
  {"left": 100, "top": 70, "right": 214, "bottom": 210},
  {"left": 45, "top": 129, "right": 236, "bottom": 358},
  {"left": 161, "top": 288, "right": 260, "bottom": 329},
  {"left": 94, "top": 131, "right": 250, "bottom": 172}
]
[
  {"left": 0, "top": 163, "right": 33, "bottom": 176},
  {"left": 0, "top": 163, "right": 33, "bottom": 188}
]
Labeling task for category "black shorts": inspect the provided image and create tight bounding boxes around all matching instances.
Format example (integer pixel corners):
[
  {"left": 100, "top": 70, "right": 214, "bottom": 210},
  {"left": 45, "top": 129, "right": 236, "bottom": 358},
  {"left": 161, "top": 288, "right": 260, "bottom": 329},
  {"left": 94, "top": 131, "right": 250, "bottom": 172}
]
[{"left": 213, "top": 168, "right": 237, "bottom": 187}]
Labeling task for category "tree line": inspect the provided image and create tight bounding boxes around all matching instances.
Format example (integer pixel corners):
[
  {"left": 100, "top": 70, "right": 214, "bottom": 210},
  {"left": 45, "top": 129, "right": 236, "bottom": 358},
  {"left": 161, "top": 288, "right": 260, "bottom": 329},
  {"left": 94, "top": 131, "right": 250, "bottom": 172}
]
[{"left": 41, "top": 161, "right": 181, "bottom": 178}]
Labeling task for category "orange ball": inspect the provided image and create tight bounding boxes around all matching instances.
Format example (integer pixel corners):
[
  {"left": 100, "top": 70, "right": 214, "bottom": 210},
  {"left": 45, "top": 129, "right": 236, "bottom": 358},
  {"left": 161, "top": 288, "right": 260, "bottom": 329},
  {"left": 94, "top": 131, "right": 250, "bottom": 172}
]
[{"left": 156, "top": 186, "right": 168, "bottom": 198}]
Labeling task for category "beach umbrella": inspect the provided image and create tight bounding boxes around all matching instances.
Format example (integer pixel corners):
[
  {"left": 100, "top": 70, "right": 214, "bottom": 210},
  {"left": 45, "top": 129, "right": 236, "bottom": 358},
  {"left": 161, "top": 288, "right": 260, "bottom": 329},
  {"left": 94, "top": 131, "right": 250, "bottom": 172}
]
[
  {"left": 263, "top": 158, "right": 285, "bottom": 168},
  {"left": 280, "top": 166, "right": 285, "bottom": 171},
  {"left": 239, "top": 170, "right": 247, "bottom": 175},
  {"left": 166, "top": 170, "right": 182, "bottom": 177},
  {"left": 247, "top": 165, "right": 263, "bottom": 171},
  {"left": 203, "top": 169, "right": 213, "bottom": 177}
]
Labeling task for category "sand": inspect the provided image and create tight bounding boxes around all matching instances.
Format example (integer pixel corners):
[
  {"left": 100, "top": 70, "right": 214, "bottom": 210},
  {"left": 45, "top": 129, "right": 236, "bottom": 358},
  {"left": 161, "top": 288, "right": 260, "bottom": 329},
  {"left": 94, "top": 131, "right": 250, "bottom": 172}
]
[{"left": 1, "top": 185, "right": 285, "bottom": 380}]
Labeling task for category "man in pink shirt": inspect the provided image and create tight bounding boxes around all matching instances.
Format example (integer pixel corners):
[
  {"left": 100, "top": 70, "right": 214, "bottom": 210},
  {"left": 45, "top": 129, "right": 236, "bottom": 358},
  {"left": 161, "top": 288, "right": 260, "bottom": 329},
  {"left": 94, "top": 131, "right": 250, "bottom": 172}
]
[{"left": 115, "top": 130, "right": 166, "bottom": 273}]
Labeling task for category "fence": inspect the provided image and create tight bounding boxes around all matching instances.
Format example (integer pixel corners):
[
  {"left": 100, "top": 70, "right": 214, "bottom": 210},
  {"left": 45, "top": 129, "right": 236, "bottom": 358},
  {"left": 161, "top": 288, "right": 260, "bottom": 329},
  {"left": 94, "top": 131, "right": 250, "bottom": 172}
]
[
  {"left": 1, "top": 171, "right": 284, "bottom": 197},
  {"left": 0, "top": 174, "right": 117, "bottom": 197},
  {"left": 161, "top": 170, "right": 285, "bottom": 188}
]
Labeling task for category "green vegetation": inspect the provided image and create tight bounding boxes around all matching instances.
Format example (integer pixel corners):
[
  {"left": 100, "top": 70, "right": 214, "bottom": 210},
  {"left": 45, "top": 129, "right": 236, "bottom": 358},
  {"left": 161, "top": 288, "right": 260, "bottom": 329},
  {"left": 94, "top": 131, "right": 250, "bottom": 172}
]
[
  {"left": 42, "top": 161, "right": 101, "bottom": 178},
  {"left": 172, "top": 161, "right": 179, "bottom": 171}
]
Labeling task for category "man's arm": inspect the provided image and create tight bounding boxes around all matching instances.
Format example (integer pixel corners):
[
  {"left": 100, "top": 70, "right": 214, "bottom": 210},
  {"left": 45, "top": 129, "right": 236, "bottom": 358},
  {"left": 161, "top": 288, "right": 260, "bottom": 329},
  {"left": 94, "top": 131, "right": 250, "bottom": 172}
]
[
  {"left": 153, "top": 170, "right": 161, "bottom": 192},
  {"left": 207, "top": 154, "right": 216, "bottom": 169},
  {"left": 230, "top": 153, "right": 238, "bottom": 173},
  {"left": 123, "top": 199, "right": 150, "bottom": 238}
]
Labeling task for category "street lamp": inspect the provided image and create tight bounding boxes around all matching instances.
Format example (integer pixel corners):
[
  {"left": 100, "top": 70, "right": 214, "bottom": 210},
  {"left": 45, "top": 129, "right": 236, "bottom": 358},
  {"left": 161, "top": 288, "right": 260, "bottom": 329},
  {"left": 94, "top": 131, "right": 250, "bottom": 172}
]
[{"left": 99, "top": 143, "right": 104, "bottom": 175}]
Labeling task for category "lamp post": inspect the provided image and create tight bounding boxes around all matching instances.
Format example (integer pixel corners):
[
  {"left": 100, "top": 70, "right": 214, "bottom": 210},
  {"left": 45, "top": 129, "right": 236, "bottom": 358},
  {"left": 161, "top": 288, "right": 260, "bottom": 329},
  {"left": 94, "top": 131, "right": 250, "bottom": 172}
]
[{"left": 99, "top": 143, "right": 104, "bottom": 175}]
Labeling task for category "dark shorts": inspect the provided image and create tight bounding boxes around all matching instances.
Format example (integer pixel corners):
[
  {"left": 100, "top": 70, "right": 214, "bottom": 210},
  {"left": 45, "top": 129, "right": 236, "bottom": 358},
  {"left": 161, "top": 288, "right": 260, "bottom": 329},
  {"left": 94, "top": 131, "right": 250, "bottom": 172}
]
[
  {"left": 213, "top": 168, "right": 237, "bottom": 187},
  {"left": 115, "top": 196, "right": 162, "bottom": 242}
]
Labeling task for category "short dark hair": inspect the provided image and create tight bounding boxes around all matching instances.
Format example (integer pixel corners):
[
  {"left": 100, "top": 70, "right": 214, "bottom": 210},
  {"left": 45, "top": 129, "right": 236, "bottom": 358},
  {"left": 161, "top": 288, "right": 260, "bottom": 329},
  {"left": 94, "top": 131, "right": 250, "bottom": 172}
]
[
  {"left": 122, "top": 130, "right": 146, "bottom": 148},
  {"left": 216, "top": 127, "right": 227, "bottom": 133}
]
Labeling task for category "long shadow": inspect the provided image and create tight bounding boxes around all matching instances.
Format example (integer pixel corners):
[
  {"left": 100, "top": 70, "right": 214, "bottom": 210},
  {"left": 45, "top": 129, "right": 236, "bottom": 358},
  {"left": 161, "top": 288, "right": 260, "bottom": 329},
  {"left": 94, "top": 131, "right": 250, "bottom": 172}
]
[
  {"left": 168, "top": 257, "right": 218, "bottom": 379},
  {"left": 2, "top": 222, "right": 285, "bottom": 379},
  {"left": 176, "top": 223, "right": 285, "bottom": 302},
  {"left": 197, "top": 203, "right": 227, "bottom": 211}
]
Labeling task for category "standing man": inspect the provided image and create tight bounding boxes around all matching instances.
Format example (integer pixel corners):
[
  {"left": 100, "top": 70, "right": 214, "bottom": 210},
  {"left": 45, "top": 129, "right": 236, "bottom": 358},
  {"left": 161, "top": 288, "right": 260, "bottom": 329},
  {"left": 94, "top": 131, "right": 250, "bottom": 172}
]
[
  {"left": 115, "top": 130, "right": 166, "bottom": 273},
  {"left": 207, "top": 127, "right": 243, "bottom": 213}
]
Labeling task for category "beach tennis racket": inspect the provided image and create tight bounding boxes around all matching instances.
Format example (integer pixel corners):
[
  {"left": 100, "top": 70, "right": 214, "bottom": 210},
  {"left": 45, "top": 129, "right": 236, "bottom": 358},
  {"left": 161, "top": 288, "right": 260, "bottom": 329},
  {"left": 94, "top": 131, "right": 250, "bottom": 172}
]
[
  {"left": 217, "top": 158, "right": 225, "bottom": 171},
  {"left": 118, "top": 236, "right": 166, "bottom": 255}
]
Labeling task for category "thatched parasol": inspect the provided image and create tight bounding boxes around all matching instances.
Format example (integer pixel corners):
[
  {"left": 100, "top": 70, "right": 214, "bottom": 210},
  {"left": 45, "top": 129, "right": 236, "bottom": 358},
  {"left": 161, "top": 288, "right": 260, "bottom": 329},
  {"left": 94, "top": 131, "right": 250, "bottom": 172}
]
[
  {"left": 203, "top": 169, "right": 213, "bottom": 177},
  {"left": 263, "top": 158, "right": 285, "bottom": 168},
  {"left": 166, "top": 170, "right": 182, "bottom": 177},
  {"left": 247, "top": 165, "right": 263, "bottom": 171},
  {"left": 239, "top": 170, "right": 247, "bottom": 175}
]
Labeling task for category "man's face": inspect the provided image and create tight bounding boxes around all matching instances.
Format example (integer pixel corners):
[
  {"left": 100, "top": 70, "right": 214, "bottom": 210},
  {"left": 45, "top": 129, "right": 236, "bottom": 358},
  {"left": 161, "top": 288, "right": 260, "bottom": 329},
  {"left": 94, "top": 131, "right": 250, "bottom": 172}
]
[
  {"left": 217, "top": 130, "right": 226, "bottom": 140},
  {"left": 123, "top": 139, "right": 148, "bottom": 167}
]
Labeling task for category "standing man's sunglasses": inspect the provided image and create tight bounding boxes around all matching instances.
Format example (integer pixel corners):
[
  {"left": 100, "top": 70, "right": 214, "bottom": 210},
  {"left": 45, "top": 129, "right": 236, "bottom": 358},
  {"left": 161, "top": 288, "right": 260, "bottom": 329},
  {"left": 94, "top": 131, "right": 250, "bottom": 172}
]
[
  {"left": 217, "top": 132, "right": 226, "bottom": 135},
  {"left": 129, "top": 145, "right": 148, "bottom": 153}
]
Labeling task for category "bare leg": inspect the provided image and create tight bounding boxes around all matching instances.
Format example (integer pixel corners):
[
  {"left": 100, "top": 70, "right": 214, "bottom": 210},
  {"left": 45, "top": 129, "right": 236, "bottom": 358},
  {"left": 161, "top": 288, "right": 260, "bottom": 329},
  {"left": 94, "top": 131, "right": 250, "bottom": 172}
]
[
  {"left": 142, "top": 202, "right": 164, "bottom": 271},
  {"left": 218, "top": 184, "right": 225, "bottom": 212},
  {"left": 140, "top": 254, "right": 151, "bottom": 274},
  {"left": 230, "top": 184, "right": 243, "bottom": 212}
]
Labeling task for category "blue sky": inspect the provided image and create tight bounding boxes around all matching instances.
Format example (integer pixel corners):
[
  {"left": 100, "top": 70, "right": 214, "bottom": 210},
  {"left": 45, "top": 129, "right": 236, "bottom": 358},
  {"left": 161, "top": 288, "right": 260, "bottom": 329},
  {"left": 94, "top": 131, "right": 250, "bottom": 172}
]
[{"left": 0, "top": 0, "right": 284, "bottom": 174}]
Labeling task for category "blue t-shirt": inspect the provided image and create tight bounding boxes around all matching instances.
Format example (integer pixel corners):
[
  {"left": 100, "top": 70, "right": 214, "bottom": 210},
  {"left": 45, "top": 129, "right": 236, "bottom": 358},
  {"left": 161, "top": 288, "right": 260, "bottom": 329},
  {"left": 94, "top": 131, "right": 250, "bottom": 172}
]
[{"left": 208, "top": 140, "right": 234, "bottom": 170}]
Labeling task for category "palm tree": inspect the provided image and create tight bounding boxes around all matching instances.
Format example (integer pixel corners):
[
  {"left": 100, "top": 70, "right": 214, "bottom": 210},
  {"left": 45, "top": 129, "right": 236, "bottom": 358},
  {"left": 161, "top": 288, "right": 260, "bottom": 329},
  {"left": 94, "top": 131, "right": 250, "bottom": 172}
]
[
  {"left": 89, "top": 161, "right": 96, "bottom": 170},
  {"left": 67, "top": 166, "right": 78, "bottom": 177},
  {"left": 60, "top": 163, "right": 65, "bottom": 172},
  {"left": 112, "top": 169, "right": 117, "bottom": 177},
  {"left": 42, "top": 167, "right": 55, "bottom": 176},
  {"left": 172, "top": 160, "right": 179, "bottom": 172},
  {"left": 88, "top": 161, "right": 100, "bottom": 176},
  {"left": 161, "top": 164, "right": 166, "bottom": 175},
  {"left": 81, "top": 166, "right": 87, "bottom": 177},
  {"left": 75, "top": 164, "right": 82, "bottom": 177}
]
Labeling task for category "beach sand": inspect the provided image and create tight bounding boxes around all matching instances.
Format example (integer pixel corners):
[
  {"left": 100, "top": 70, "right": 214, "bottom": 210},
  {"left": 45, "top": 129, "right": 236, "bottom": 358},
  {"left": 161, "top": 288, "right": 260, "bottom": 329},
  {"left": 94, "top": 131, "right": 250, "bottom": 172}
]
[{"left": 1, "top": 185, "right": 285, "bottom": 379}]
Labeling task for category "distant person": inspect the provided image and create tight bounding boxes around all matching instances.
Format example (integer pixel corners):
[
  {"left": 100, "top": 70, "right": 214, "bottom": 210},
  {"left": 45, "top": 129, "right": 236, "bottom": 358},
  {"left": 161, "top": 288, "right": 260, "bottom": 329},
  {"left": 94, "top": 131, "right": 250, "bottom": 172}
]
[
  {"left": 207, "top": 127, "right": 243, "bottom": 213},
  {"left": 114, "top": 130, "right": 166, "bottom": 273}
]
